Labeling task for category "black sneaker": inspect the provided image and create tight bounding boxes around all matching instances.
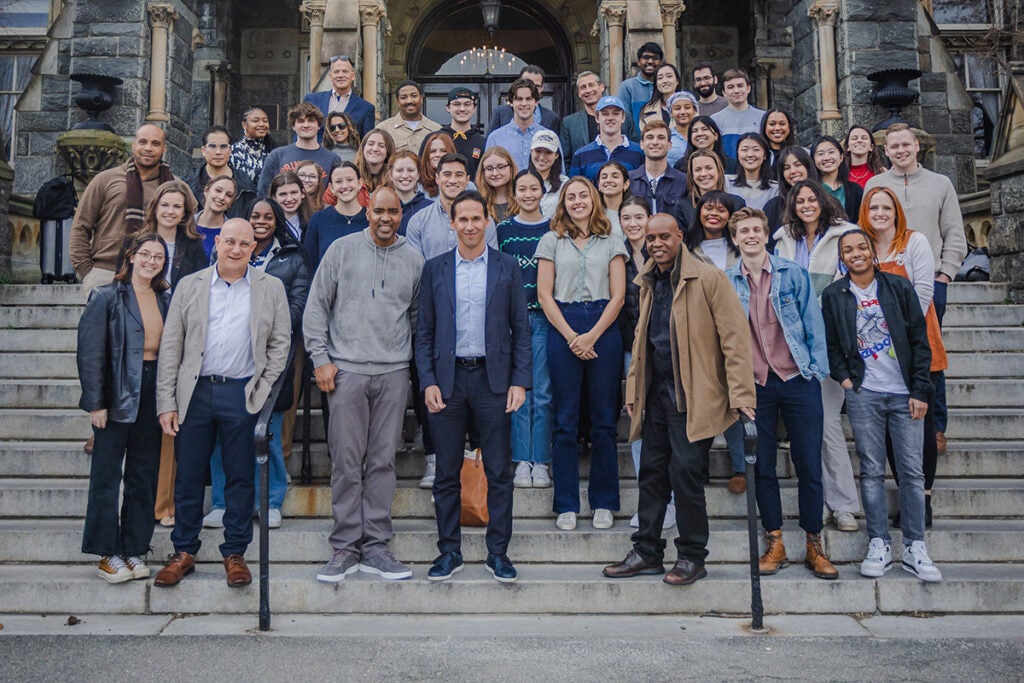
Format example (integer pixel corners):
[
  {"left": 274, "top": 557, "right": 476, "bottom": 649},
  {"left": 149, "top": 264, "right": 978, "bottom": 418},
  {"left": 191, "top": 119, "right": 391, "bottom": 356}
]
[
  {"left": 485, "top": 553, "right": 518, "bottom": 583},
  {"left": 427, "top": 551, "right": 464, "bottom": 581}
]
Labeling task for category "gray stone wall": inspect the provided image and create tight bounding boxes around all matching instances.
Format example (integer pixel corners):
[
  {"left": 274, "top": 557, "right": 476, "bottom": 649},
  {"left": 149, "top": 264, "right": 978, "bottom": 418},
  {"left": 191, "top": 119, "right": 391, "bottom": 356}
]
[
  {"left": 787, "top": 0, "right": 818, "bottom": 145},
  {"left": 986, "top": 153, "right": 1024, "bottom": 302}
]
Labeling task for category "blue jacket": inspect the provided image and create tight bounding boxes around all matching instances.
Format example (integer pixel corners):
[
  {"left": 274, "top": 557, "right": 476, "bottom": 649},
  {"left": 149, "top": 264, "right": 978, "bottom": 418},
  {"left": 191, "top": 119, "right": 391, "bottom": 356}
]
[
  {"left": 415, "top": 247, "right": 532, "bottom": 398},
  {"left": 568, "top": 137, "right": 644, "bottom": 182},
  {"left": 725, "top": 254, "right": 829, "bottom": 382},
  {"left": 628, "top": 165, "right": 687, "bottom": 217},
  {"left": 558, "top": 110, "right": 639, "bottom": 162},
  {"left": 303, "top": 91, "right": 377, "bottom": 138}
]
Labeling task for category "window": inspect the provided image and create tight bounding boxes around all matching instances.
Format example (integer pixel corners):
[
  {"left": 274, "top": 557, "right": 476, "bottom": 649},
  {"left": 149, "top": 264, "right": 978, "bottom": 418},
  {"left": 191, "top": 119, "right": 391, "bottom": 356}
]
[
  {"left": 0, "top": 54, "right": 35, "bottom": 161},
  {"left": 954, "top": 53, "right": 1001, "bottom": 158}
]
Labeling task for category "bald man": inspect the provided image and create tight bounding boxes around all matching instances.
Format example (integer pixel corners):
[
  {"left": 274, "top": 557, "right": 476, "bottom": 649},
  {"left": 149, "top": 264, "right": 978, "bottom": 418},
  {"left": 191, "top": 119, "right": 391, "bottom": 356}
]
[
  {"left": 71, "top": 123, "right": 194, "bottom": 293},
  {"left": 304, "top": 186, "right": 424, "bottom": 583},
  {"left": 154, "top": 218, "right": 291, "bottom": 588}
]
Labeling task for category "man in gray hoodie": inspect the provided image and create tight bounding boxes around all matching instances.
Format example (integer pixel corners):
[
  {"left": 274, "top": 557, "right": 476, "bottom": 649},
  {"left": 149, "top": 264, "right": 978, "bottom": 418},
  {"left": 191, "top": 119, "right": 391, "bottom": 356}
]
[{"left": 303, "top": 186, "right": 424, "bottom": 583}]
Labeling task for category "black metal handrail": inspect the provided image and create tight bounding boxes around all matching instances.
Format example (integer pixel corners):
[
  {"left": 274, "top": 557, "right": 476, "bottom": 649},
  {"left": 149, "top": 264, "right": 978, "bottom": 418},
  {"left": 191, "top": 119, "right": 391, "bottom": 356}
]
[{"left": 253, "top": 330, "right": 300, "bottom": 632}]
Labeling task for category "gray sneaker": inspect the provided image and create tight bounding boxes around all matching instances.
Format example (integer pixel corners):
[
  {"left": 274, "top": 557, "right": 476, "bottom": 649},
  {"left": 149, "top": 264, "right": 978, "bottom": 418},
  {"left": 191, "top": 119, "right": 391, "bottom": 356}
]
[
  {"left": 316, "top": 550, "right": 359, "bottom": 583},
  {"left": 359, "top": 549, "right": 413, "bottom": 580}
]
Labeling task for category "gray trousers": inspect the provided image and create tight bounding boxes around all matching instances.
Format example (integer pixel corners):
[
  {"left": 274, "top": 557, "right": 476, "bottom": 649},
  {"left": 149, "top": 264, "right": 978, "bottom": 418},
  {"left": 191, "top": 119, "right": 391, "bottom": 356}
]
[
  {"left": 327, "top": 368, "right": 409, "bottom": 557},
  {"left": 821, "top": 377, "right": 861, "bottom": 514}
]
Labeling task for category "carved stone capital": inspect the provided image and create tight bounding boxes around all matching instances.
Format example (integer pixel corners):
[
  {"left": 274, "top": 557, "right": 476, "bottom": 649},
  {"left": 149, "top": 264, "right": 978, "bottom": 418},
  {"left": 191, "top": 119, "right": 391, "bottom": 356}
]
[
  {"left": 659, "top": 2, "right": 686, "bottom": 26},
  {"left": 808, "top": 0, "right": 839, "bottom": 28},
  {"left": 359, "top": 2, "right": 386, "bottom": 27},
  {"left": 600, "top": 2, "right": 628, "bottom": 27},
  {"left": 147, "top": 3, "right": 179, "bottom": 30},
  {"left": 206, "top": 61, "right": 232, "bottom": 81},
  {"left": 56, "top": 130, "right": 131, "bottom": 187},
  {"left": 300, "top": 1, "right": 327, "bottom": 28},
  {"left": 191, "top": 28, "right": 206, "bottom": 50}
]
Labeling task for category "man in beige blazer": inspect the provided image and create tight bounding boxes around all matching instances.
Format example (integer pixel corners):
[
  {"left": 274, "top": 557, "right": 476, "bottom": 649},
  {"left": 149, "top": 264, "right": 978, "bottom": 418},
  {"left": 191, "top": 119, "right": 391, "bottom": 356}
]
[{"left": 153, "top": 218, "right": 291, "bottom": 588}]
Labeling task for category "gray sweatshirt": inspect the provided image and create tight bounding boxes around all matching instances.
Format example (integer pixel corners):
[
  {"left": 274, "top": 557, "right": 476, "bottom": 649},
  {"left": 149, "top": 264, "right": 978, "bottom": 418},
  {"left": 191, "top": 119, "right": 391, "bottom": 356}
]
[{"left": 303, "top": 228, "right": 424, "bottom": 375}]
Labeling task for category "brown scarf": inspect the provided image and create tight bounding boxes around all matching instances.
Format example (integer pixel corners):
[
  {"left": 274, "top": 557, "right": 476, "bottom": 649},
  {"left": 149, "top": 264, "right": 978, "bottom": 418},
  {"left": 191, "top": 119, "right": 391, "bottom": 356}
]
[{"left": 125, "top": 157, "right": 175, "bottom": 234}]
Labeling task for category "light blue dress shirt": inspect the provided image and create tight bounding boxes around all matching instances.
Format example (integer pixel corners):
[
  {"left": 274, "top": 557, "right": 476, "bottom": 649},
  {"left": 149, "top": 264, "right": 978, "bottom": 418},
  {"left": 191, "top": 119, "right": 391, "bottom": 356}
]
[
  {"left": 406, "top": 199, "right": 498, "bottom": 261},
  {"left": 484, "top": 120, "right": 544, "bottom": 173},
  {"left": 454, "top": 248, "right": 488, "bottom": 357}
]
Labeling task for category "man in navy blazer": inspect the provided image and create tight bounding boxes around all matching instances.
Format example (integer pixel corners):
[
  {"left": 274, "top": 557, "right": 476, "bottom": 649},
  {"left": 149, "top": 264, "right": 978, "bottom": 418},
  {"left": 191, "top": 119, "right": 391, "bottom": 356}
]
[
  {"left": 303, "top": 55, "right": 376, "bottom": 138},
  {"left": 415, "top": 189, "right": 531, "bottom": 584}
]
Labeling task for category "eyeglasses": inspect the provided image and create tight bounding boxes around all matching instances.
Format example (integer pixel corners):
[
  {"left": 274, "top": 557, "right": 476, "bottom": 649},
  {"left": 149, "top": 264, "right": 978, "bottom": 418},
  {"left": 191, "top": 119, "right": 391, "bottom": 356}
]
[
  {"left": 329, "top": 122, "right": 348, "bottom": 131},
  {"left": 297, "top": 173, "right": 320, "bottom": 182},
  {"left": 205, "top": 143, "right": 230, "bottom": 151},
  {"left": 483, "top": 163, "right": 510, "bottom": 173},
  {"left": 694, "top": 75, "right": 715, "bottom": 84},
  {"left": 135, "top": 250, "right": 166, "bottom": 262},
  {"left": 638, "top": 54, "right": 660, "bottom": 61}
]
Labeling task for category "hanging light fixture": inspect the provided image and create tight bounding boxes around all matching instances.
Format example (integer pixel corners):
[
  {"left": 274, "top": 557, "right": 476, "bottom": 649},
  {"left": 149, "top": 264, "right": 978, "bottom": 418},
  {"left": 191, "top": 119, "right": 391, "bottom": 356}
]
[{"left": 480, "top": 0, "right": 501, "bottom": 38}]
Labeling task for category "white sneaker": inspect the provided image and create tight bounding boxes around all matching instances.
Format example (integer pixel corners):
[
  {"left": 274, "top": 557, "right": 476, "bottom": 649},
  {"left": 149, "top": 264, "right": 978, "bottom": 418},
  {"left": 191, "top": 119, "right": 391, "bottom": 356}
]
[
  {"left": 531, "top": 463, "right": 551, "bottom": 488},
  {"left": 203, "top": 508, "right": 225, "bottom": 528},
  {"left": 419, "top": 454, "right": 436, "bottom": 489},
  {"left": 822, "top": 504, "right": 831, "bottom": 527},
  {"left": 97, "top": 555, "right": 132, "bottom": 584},
  {"left": 556, "top": 511, "right": 577, "bottom": 530},
  {"left": 902, "top": 540, "right": 942, "bottom": 582},
  {"left": 629, "top": 513, "right": 640, "bottom": 528},
  {"left": 267, "top": 509, "right": 283, "bottom": 528},
  {"left": 122, "top": 555, "right": 150, "bottom": 580},
  {"left": 592, "top": 508, "right": 614, "bottom": 529},
  {"left": 513, "top": 461, "right": 532, "bottom": 488},
  {"left": 859, "top": 537, "right": 892, "bottom": 578},
  {"left": 662, "top": 503, "right": 676, "bottom": 530},
  {"left": 833, "top": 511, "right": 859, "bottom": 532}
]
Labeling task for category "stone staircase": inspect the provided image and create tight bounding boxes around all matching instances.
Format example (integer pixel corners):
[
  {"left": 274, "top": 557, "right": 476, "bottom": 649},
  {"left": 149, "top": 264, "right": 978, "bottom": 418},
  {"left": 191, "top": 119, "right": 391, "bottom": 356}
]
[{"left": 1, "top": 283, "right": 1022, "bottom": 616}]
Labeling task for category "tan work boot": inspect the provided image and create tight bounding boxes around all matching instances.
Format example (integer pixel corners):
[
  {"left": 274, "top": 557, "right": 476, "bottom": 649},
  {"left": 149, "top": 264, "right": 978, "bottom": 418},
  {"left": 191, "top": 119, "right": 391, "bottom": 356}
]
[
  {"left": 758, "top": 529, "right": 788, "bottom": 575},
  {"left": 805, "top": 532, "right": 839, "bottom": 580}
]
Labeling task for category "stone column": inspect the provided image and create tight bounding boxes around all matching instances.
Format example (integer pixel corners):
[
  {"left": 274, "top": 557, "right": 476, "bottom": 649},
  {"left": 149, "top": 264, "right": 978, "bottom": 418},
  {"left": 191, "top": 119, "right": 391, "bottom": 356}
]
[
  {"left": 359, "top": 2, "right": 386, "bottom": 111},
  {"left": 146, "top": 3, "right": 179, "bottom": 123},
  {"left": 750, "top": 59, "right": 777, "bottom": 110},
  {"left": 206, "top": 62, "right": 232, "bottom": 126},
  {"left": 301, "top": 1, "right": 327, "bottom": 92},
  {"left": 659, "top": 2, "right": 685, "bottom": 67},
  {"left": 601, "top": 2, "right": 628, "bottom": 94},
  {"left": 808, "top": 0, "right": 842, "bottom": 137}
]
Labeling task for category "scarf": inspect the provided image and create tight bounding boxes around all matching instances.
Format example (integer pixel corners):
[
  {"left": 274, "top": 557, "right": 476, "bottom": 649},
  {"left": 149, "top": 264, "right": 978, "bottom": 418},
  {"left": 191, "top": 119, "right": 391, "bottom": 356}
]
[{"left": 125, "top": 157, "right": 174, "bottom": 234}]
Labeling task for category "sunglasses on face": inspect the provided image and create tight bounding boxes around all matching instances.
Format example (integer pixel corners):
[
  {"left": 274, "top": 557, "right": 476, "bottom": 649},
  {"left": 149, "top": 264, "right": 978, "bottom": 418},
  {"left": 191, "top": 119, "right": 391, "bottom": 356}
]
[{"left": 329, "top": 122, "right": 348, "bottom": 131}]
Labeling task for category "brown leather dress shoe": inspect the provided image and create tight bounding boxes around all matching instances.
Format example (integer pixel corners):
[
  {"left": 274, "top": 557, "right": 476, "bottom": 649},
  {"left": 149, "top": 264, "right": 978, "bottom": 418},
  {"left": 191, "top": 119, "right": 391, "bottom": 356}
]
[
  {"left": 602, "top": 549, "right": 665, "bottom": 578},
  {"left": 804, "top": 532, "right": 838, "bottom": 580},
  {"left": 663, "top": 558, "right": 707, "bottom": 586},
  {"left": 153, "top": 552, "right": 195, "bottom": 587},
  {"left": 727, "top": 474, "right": 746, "bottom": 494},
  {"left": 758, "top": 529, "right": 788, "bottom": 575},
  {"left": 224, "top": 554, "right": 252, "bottom": 587}
]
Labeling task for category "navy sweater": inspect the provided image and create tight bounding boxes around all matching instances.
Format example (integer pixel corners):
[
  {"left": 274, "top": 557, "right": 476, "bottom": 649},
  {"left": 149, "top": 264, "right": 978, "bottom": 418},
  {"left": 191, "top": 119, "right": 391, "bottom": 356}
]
[{"left": 497, "top": 216, "right": 551, "bottom": 311}]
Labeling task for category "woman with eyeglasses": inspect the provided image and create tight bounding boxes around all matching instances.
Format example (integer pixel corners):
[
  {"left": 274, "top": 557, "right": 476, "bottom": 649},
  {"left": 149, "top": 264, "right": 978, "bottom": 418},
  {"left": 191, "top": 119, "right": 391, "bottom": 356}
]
[
  {"left": 476, "top": 146, "right": 517, "bottom": 223},
  {"left": 229, "top": 108, "right": 277, "bottom": 188},
  {"left": 323, "top": 112, "right": 360, "bottom": 163},
  {"left": 295, "top": 160, "right": 326, "bottom": 215},
  {"left": 78, "top": 232, "right": 172, "bottom": 583}
]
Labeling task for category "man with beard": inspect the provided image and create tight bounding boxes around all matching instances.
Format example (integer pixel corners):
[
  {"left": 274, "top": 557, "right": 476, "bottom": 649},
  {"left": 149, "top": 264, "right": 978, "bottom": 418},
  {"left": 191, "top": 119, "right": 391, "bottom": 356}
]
[{"left": 691, "top": 62, "right": 728, "bottom": 117}]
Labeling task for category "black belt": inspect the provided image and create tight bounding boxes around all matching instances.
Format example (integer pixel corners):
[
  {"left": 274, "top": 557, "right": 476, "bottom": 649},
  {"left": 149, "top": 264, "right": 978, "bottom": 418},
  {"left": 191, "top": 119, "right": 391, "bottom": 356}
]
[
  {"left": 199, "top": 374, "right": 250, "bottom": 383},
  {"left": 455, "top": 356, "right": 486, "bottom": 367}
]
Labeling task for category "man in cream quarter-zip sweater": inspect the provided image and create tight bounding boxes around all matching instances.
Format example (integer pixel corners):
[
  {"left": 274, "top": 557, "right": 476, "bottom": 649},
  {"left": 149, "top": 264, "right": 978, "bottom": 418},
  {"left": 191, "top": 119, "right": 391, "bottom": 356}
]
[{"left": 303, "top": 186, "right": 424, "bottom": 583}]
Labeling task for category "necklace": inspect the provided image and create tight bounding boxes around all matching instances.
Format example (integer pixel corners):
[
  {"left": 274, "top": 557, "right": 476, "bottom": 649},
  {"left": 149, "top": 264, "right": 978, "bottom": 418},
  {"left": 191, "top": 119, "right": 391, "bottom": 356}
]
[{"left": 848, "top": 164, "right": 872, "bottom": 185}]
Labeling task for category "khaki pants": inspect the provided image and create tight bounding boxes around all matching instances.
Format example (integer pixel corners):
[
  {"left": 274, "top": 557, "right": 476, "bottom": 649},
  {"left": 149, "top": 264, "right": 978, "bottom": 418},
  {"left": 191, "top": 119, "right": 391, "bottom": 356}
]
[
  {"left": 279, "top": 353, "right": 305, "bottom": 459},
  {"left": 81, "top": 267, "right": 116, "bottom": 296},
  {"left": 154, "top": 433, "right": 176, "bottom": 520}
]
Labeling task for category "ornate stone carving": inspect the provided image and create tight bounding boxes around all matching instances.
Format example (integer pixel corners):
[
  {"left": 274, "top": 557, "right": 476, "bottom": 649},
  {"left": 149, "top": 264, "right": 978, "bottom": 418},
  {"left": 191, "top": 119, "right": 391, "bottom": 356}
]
[
  {"left": 147, "top": 3, "right": 179, "bottom": 30},
  {"left": 600, "top": 2, "right": 628, "bottom": 27},
  {"left": 300, "top": 0, "right": 327, "bottom": 26},
  {"left": 55, "top": 129, "right": 130, "bottom": 188},
  {"left": 660, "top": 2, "right": 686, "bottom": 26},
  {"left": 808, "top": 0, "right": 839, "bottom": 27},
  {"left": 191, "top": 28, "right": 206, "bottom": 50},
  {"left": 360, "top": 2, "right": 386, "bottom": 27}
]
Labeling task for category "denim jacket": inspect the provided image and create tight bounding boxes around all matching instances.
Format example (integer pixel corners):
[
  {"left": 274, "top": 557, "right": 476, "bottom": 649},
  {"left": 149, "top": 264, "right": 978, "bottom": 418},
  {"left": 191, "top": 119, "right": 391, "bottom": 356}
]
[{"left": 726, "top": 254, "right": 829, "bottom": 382}]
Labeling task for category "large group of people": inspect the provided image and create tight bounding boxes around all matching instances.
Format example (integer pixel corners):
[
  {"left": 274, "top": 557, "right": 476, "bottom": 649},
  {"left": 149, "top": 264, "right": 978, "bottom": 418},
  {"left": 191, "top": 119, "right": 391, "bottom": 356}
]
[{"left": 70, "top": 46, "right": 966, "bottom": 590}]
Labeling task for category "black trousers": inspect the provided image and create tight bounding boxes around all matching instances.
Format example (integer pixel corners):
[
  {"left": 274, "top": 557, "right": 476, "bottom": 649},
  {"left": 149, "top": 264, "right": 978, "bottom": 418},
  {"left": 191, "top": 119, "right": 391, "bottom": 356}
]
[
  {"left": 428, "top": 364, "right": 514, "bottom": 555},
  {"left": 631, "top": 380, "right": 714, "bottom": 565},
  {"left": 81, "top": 361, "right": 162, "bottom": 557}
]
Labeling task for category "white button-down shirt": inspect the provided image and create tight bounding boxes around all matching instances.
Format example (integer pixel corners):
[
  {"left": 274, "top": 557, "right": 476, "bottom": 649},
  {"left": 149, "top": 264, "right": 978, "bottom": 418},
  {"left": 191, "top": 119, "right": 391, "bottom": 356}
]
[
  {"left": 200, "top": 266, "right": 256, "bottom": 378},
  {"left": 454, "top": 248, "right": 488, "bottom": 358}
]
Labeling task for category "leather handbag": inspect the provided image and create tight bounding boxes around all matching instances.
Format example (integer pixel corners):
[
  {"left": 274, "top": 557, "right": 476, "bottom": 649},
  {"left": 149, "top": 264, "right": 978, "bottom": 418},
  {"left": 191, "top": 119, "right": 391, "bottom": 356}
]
[{"left": 460, "top": 448, "right": 489, "bottom": 527}]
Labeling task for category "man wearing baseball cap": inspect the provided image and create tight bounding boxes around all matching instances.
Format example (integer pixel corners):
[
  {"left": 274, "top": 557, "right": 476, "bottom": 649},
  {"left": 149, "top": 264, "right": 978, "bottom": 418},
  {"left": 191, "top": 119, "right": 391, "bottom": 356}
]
[
  {"left": 420, "top": 87, "right": 487, "bottom": 177},
  {"left": 568, "top": 96, "right": 644, "bottom": 182}
]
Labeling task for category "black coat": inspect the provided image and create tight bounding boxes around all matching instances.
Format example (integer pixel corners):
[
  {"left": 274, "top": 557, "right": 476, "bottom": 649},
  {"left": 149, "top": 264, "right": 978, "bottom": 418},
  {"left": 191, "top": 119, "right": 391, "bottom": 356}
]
[
  {"left": 77, "top": 281, "right": 171, "bottom": 423},
  {"left": 170, "top": 231, "right": 209, "bottom": 288},
  {"left": 673, "top": 190, "right": 746, "bottom": 233},
  {"left": 257, "top": 237, "right": 310, "bottom": 411},
  {"left": 617, "top": 238, "right": 646, "bottom": 352},
  {"left": 820, "top": 272, "right": 932, "bottom": 402}
]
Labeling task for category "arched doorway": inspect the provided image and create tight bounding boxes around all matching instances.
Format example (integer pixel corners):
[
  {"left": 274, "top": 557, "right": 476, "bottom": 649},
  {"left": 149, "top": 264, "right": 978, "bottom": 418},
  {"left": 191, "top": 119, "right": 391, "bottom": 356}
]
[{"left": 406, "top": 0, "right": 574, "bottom": 130}]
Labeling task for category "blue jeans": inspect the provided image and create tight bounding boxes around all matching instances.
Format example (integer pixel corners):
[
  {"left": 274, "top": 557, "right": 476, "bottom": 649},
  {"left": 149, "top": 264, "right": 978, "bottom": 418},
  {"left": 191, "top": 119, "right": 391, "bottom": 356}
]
[
  {"left": 725, "top": 420, "right": 745, "bottom": 474},
  {"left": 511, "top": 311, "right": 553, "bottom": 464},
  {"left": 210, "top": 411, "right": 287, "bottom": 511},
  {"left": 754, "top": 374, "right": 824, "bottom": 534},
  {"left": 548, "top": 301, "right": 622, "bottom": 513},
  {"left": 845, "top": 388, "right": 926, "bottom": 544}
]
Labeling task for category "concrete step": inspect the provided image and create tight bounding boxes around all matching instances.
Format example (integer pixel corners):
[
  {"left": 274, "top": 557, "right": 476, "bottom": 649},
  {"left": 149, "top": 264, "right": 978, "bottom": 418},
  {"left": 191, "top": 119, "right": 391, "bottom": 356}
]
[
  {"left": 0, "top": 562, "right": 1018, "bottom": 615},
  {"left": 0, "top": 305, "right": 83, "bottom": 329},
  {"left": 0, "top": 353, "right": 80, "bottom": 379},
  {"left": 942, "top": 304, "right": 1024, "bottom": 327},
  {"left": 0, "top": 329, "right": 78, "bottom": 352},
  {"left": 4, "top": 477, "right": 1020, "bottom": 520},
  {"left": 944, "top": 379, "right": 1024, "bottom": 407},
  {"left": 0, "top": 284, "right": 85, "bottom": 306},
  {"left": 946, "top": 283, "right": 1008, "bottom": 304},
  {"left": 941, "top": 328, "right": 1024, "bottom": 352},
  {"left": 945, "top": 353, "right": 1024, "bottom": 378},
  {"left": 0, "top": 379, "right": 81, "bottom": 409},
  {"left": 4, "top": 518, "right": 1020, "bottom": 565}
]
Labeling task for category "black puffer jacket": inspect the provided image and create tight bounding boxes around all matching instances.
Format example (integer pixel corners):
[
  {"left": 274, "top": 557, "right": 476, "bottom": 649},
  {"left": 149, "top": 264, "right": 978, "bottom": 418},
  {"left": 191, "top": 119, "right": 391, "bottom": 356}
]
[
  {"left": 77, "top": 281, "right": 171, "bottom": 422},
  {"left": 256, "top": 235, "right": 309, "bottom": 410}
]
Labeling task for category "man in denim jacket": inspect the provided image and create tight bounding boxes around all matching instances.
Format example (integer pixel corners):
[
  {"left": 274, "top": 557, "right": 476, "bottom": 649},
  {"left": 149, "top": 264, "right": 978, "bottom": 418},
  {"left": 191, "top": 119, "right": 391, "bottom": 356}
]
[{"left": 725, "top": 207, "right": 839, "bottom": 581}]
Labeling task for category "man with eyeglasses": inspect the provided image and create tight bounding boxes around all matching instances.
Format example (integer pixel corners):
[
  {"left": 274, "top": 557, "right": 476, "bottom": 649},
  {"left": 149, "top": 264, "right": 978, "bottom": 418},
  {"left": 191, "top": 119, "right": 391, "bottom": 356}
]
[
  {"left": 185, "top": 125, "right": 255, "bottom": 215},
  {"left": 691, "top": 62, "right": 728, "bottom": 117},
  {"left": 153, "top": 218, "right": 291, "bottom": 589},
  {"left": 303, "top": 54, "right": 376, "bottom": 138},
  {"left": 617, "top": 42, "right": 664, "bottom": 130},
  {"left": 421, "top": 87, "right": 487, "bottom": 177},
  {"left": 257, "top": 102, "right": 340, "bottom": 198}
]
